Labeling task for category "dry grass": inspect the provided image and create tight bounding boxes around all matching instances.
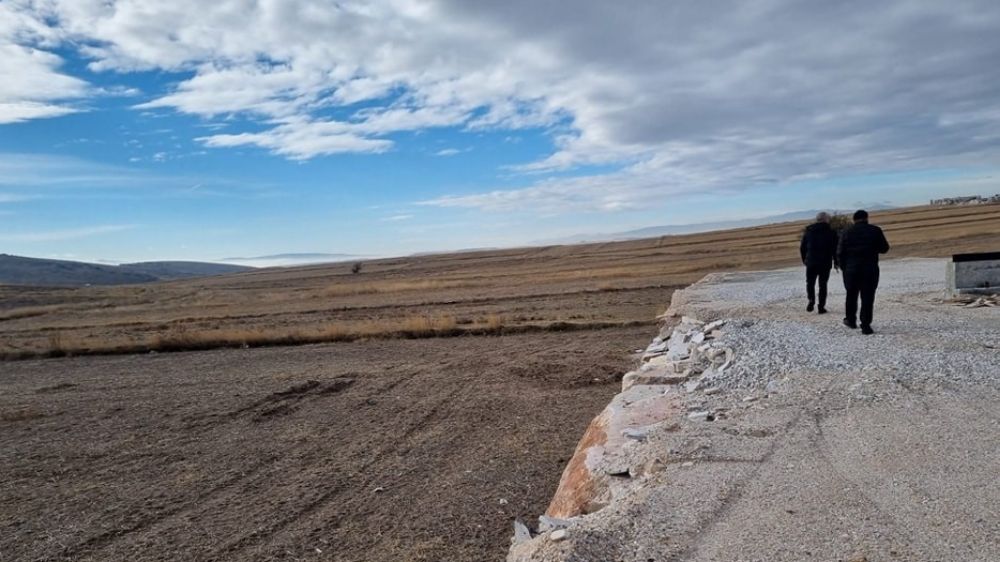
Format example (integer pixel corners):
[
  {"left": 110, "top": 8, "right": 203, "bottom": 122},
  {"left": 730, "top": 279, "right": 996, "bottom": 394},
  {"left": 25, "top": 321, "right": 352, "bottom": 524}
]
[
  {"left": 323, "top": 278, "right": 479, "bottom": 297},
  {"left": 1, "top": 203, "right": 997, "bottom": 360}
]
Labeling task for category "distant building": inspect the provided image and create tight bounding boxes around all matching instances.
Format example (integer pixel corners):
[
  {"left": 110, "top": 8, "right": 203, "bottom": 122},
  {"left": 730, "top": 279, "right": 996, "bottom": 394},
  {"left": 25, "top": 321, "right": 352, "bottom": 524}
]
[{"left": 930, "top": 194, "right": 1000, "bottom": 206}]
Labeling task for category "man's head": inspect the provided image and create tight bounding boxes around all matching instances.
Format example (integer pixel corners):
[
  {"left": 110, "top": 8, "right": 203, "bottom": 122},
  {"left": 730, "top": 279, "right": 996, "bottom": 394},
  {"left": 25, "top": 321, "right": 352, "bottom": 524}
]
[
  {"left": 853, "top": 209, "right": 869, "bottom": 223},
  {"left": 815, "top": 212, "right": 830, "bottom": 223}
]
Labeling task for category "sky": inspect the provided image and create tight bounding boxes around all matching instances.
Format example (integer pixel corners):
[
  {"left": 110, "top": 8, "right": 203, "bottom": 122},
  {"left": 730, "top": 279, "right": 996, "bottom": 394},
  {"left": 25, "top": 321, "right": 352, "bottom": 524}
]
[{"left": 1, "top": 0, "right": 999, "bottom": 265}]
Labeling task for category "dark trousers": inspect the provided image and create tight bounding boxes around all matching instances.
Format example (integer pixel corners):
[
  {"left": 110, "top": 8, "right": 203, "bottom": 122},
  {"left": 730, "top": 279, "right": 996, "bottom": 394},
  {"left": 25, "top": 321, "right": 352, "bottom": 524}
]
[
  {"left": 806, "top": 264, "right": 831, "bottom": 307},
  {"left": 843, "top": 267, "right": 879, "bottom": 327}
]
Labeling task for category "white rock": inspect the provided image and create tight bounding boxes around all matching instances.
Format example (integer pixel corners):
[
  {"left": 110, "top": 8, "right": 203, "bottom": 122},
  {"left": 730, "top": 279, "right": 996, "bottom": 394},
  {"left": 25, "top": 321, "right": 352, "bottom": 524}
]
[
  {"left": 550, "top": 529, "right": 568, "bottom": 542},
  {"left": 538, "top": 515, "right": 573, "bottom": 532},
  {"left": 704, "top": 319, "right": 726, "bottom": 332},
  {"left": 687, "top": 410, "right": 711, "bottom": 421},
  {"left": 703, "top": 386, "right": 722, "bottom": 395},
  {"left": 622, "top": 427, "right": 648, "bottom": 441},
  {"left": 513, "top": 520, "right": 532, "bottom": 544},
  {"left": 690, "top": 332, "right": 705, "bottom": 344}
]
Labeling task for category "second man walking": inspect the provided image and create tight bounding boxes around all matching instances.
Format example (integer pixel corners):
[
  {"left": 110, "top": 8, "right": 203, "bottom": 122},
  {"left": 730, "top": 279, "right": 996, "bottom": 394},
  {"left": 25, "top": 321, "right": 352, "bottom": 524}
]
[{"left": 800, "top": 212, "right": 839, "bottom": 314}]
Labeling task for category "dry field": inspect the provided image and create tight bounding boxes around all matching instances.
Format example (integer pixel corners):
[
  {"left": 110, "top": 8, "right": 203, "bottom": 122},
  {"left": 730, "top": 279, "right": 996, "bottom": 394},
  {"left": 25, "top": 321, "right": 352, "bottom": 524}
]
[
  {"left": 2, "top": 204, "right": 997, "bottom": 360},
  {"left": 1, "top": 203, "right": 998, "bottom": 561}
]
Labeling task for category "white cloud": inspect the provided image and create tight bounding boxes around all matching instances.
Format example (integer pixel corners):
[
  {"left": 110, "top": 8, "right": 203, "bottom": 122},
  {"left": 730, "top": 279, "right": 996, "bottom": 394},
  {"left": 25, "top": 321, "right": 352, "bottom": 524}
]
[
  {"left": 0, "top": 224, "right": 136, "bottom": 242},
  {"left": 434, "top": 148, "right": 462, "bottom": 157},
  {"left": 3, "top": 1, "right": 1000, "bottom": 208},
  {"left": 0, "top": 40, "right": 89, "bottom": 123},
  {"left": 381, "top": 214, "right": 414, "bottom": 222}
]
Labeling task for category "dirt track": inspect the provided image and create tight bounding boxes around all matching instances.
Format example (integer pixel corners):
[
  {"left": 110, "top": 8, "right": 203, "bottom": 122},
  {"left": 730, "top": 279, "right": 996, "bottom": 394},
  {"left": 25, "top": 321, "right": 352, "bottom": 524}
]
[{"left": 0, "top": 326, "right": 652, "bottom": 561}]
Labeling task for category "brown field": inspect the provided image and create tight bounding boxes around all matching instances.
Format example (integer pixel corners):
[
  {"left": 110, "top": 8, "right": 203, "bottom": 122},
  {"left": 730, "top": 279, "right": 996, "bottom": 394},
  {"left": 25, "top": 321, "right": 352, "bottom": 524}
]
[{"left": 1, "top": 203, "right": 998, "bottom": 561}]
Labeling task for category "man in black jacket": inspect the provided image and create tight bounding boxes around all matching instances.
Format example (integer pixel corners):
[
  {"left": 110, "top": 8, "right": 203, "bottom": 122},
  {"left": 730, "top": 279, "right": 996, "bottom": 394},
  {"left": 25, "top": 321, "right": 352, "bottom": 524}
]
[
  {"left": 837, "top": 210, "right": 890, "bottom": 334},
  {"left": 800, "top": 212, "right": 839, "bottom": 313}
]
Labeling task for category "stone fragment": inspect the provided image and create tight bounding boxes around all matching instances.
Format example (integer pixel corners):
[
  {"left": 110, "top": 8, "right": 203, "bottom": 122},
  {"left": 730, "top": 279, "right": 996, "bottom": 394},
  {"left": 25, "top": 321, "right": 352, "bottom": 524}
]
[
  {"left": 621, "top": 371, "right": 687, "bottom": 391},
  {"left": 742, "top": 395, "right": 758, "bottom": 402},
  {"left": 512, "top": 520, "right": 532, "bottom": 544},
  {"left": 645, "top": 341, "right": 668, "bottom": 354},
  {"left": 690, "top": 331, "right": 705, "bottom": 344},
  {"left": 687, "top": 410, "right": 711, "bottom": 421},
  {"left": 538, "top": 515, "right": 573, "bottom": 533},
  {"left": 703, "top": 386, "right": 721, "bottom": 395},
  {"left": 704, "top": 319, "right": 726, "bottom": 332},
  {"left": 622, "top": 427, "right": 648, "bottom": 441},
  {"left": 550, "top": 529, "right": 568, "bottom": 542}
]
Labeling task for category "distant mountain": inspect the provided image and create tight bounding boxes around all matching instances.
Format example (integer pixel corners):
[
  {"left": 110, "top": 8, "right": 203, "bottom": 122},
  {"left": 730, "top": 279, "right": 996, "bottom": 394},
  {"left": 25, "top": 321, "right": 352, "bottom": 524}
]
[
  {"left": 538, "top": 206, "right": 897, "bottom": 245},
  {"left": 220, "top": 253, "right": 363, "bottom": 267},
  {"left": 0, "top": 254, "right": 253, "bottom": 286},
  {"left": 118, "top": 261, "right": 253, "bottom": 280}
]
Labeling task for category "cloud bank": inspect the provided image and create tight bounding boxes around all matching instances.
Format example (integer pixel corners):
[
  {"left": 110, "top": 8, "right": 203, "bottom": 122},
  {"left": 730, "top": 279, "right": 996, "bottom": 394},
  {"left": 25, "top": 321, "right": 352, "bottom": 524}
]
[{"left": 3, "top": 0, "right": 1000, "bottom": 210}]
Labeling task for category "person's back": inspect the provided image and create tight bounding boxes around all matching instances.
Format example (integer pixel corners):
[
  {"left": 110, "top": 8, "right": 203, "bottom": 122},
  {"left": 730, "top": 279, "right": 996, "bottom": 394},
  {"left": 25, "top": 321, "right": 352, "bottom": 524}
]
[
  {"left": 838, "top": 221, "right": 889, "bottom": 272},
  {"left": 801, "top": 221, "right": 838, "bottom": 267},
  {"left": 837, "top": 210, "right": 890, "bottom": 334},
  {"left": 799, "top": 213, "right": 839, "bottom": 313}
]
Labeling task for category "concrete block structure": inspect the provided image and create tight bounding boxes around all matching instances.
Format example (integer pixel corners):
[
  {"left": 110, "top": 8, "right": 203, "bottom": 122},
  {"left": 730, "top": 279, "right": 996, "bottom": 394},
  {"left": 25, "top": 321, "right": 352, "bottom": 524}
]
[{"left": 947, "top": 252, "right": 1000, "bottom": 294}]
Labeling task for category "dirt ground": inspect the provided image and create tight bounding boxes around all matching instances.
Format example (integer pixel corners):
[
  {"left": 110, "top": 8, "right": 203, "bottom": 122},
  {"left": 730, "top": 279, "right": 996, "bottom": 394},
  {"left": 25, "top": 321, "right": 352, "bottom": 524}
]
[
  {"left": 1, "top": 203, "right": 999, "bottom": 561},
  {"left": 0, "top": 325, "right": 654, "bottom": 562}
]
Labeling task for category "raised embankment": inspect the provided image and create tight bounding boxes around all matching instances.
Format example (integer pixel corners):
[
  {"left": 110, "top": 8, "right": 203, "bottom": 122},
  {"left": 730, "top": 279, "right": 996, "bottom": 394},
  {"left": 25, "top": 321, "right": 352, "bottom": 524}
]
[{"left": 509, "top": 258, "right": 1000, "bottom": 562}]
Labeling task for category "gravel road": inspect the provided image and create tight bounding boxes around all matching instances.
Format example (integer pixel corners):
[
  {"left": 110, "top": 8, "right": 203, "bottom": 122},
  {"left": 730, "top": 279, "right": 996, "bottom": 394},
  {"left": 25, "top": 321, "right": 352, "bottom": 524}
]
[{"left": 515, "top": 259, "right": 1000, "bottom": 562}]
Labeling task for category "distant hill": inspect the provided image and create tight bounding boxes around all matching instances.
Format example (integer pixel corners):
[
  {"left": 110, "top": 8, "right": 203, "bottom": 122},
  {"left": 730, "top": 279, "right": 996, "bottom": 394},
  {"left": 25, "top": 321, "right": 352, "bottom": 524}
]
[
  {"left": 0, "top": 254, "right": 253, "bottom": 286},
  {"left": 537, "top": 206, "right": 897, "bottom": 245},
  {"left": 117, "top": 261, "right": 253, "bottom": 280},
  {"left": 221, "top": 253, "right": 363, "bottom": 267}
]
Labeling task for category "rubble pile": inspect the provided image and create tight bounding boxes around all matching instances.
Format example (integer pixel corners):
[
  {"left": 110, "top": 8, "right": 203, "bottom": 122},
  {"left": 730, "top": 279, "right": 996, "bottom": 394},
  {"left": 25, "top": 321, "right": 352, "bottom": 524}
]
[{"left": 950, "top": 294, "right": 999, "bottom": 308}]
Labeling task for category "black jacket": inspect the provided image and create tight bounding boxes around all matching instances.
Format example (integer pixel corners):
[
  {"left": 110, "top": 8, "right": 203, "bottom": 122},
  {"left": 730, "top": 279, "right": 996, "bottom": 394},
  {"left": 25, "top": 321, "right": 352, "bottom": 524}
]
[
  {"left": 837, "top": 221, "right": 890, "bottom": 271},
  {"left": 800, "top": 222, "right": 839, "bottom": 268}
]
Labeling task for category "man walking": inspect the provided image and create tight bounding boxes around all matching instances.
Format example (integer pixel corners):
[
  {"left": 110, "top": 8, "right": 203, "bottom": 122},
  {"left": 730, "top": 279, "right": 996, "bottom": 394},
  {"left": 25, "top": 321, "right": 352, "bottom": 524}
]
[
  {"left": 837, "top": 210, "right": 890, "bottom": 334},
  {"left": 800, "top": 212, "right": 839, "bottom": 313}
]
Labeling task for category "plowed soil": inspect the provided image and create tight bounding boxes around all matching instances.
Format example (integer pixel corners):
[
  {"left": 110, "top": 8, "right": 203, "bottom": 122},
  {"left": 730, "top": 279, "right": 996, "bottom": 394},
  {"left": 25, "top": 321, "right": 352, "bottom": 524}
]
[{"left": 1, "top": 326, "right": 652, "bottom": 562}]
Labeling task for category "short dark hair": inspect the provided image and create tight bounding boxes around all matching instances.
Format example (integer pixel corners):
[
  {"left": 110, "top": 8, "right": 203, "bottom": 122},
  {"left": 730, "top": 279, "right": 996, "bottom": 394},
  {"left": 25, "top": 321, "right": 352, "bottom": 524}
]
[{"left": 853, "top": 209, "right": 869, "bottom": 221}]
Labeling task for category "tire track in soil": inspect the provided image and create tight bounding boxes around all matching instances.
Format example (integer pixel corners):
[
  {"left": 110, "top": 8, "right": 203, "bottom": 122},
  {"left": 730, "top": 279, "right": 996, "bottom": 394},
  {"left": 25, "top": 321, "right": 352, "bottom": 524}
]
[
  {"left": 214, "top": 381, "right": 469, "bottom": 557},
  {"left": 53, "top": 379, "right": 367, "bottom": 560}
]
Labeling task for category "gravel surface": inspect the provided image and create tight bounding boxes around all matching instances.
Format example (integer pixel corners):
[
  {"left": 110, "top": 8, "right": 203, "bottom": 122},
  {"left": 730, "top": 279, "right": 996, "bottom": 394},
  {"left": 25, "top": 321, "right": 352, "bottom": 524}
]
[
  {"left": 679, "top": 258, "right": 1000, "bottom": 390},
  {"left": 513, "top": 259, "right": 1000, "bottom": 562}
]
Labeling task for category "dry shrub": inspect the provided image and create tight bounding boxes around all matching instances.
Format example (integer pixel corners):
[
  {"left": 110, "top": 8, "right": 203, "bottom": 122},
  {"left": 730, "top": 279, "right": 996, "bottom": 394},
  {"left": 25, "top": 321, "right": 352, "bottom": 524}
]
[
  {"left": 46, "top": 332, "right": 66, "bottom": 357},
  {"left": 483, "top": 313, "right": 505, "bottom": 330},
  {"left": 398, "top": 314, "right": 458, "bottom": 335}
]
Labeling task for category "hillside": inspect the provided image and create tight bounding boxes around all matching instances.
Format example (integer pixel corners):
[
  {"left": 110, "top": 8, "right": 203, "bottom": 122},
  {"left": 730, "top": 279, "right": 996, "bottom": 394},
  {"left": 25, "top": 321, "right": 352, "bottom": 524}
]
[{"left": 0, "top": 254, "right": 252, "bottom": 286}]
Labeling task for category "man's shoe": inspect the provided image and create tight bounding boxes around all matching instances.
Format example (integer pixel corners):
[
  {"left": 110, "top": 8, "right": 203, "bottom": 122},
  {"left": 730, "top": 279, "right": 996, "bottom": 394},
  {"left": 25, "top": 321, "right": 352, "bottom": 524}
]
[
  {"left": 817, "top": 307, "right": 828, "bottom": 314},
  {"left": 861, "top": 325, "right": 874, "bottom": 335},
  {"left": 843, "top": 318, "right": 857, "bottom": 329},
  {"left": 807, "top": 302, "right": 815, "bottom": 312}
]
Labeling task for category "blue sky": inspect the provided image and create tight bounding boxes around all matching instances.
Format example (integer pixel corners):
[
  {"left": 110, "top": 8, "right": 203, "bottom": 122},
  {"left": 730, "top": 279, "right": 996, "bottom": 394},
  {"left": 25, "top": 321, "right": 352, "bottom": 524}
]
[{"left": 2, "top": 1, "right": 999, "bottom": 265}]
